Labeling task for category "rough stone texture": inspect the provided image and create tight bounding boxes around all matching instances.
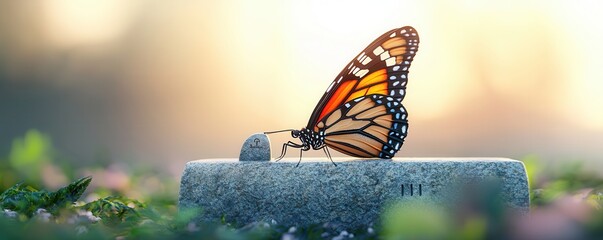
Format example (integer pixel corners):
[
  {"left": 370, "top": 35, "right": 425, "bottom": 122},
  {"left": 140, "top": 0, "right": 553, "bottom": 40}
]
[
  {"left": 239, "top": 133, "right": 271, "bottom": 161},
  {"left": 179, "top": 158, "right": 529, "bottom": 229}
]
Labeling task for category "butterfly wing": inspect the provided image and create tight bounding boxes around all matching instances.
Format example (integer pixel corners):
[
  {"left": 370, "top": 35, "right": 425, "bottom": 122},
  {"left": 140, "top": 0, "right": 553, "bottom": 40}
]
[{"left": 307, "top": 26, "right": 420, "bottom": 158}]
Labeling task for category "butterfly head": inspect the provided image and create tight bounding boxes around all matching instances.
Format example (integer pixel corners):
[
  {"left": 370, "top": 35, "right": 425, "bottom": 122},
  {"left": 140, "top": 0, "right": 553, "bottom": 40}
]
[{"left": 291, "top": 130, "right": 301, "bottom": 138}]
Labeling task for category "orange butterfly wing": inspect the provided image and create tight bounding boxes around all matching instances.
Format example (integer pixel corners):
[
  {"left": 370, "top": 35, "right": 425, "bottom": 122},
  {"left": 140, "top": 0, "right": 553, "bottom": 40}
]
[{"left": 307, "top": 26, "right": 420, "bottom": 158}]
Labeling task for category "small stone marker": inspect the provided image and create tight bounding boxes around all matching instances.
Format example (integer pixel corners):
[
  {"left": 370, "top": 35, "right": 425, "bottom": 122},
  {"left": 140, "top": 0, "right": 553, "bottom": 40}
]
[
  {"left": 239, "top": 133, "right": 271, "bottom": 161},
  {"left": 178, "top": 158, "right": 529, "bottom": 230}
]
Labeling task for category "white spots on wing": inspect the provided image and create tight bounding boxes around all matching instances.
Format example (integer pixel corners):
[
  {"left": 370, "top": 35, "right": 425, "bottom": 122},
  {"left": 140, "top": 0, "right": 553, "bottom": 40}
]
[
  {"left": 380, "top": 51, "right": 390, "bottom": 60},
  {"left": 385, "top": 57, "right": 396, "bottom": 66},
  {"left": 361, "top": 56, "right": 372, "bottom": 65},
  {"left": 390, "top": 90, "right": 395, "bottom": 96},
  {"left": 347, "top": 62, "right": 354, "bottom": 70},
  {"left": 411, "top": 32, "right": 417, "bottom": 36},
  {"left": 357, "top": 52, "right": 366, "bottom": 61},
  {"left": 337, "top": 76, "right": 343, "bottom": 83},
  {"left": 401, "top": 74, "right": 406, "bottom": 79},
  {"left": 399, "top": 89, "right": 405, "bottom": 96},
  {"left": 402, "top": 125, "right": 407, "bottom": 134},
  {"left": 390, "top": 32, "right": 396, "bottom": 37},
  {"left": 400, "top": 29, "right": 407, "bottom": 34},
  {"left": 393, "top": 66, "right": 400, "bottom": 71},
  {"left": 393, "top": 81, "right": 400, "bottom": 86},
  {"left": 326, "top": 81, "right": 335, "bottom": 92},
  {"left": 389, "top": 76, "right": 396, "bottom": 80},
  {"left": 353, "top": 67, "right": 360, "bottom": 74},
  {"left": 395, "top": 112, "right": 400, "bottom": 119},
  {"left": 404, "top": 61, "right": 409, "bottom": 65},
  {"left": 402, "top": 66, "right": 408, "bottom": 71},
  {"left": 356, "top": 69, "right": 369, "bottom": 78},
  {"left": 373, "top": 46, "right": 384, "bottom": 55},
  {"left": 345, "top": 103, "right": 351, "bottom": 108},
  {"left": 395, "top": 142, "right": 400, "bottom": 150}
]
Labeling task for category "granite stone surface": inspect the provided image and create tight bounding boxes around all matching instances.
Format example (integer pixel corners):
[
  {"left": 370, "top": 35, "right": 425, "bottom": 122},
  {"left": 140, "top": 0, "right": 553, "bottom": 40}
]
[
  {"left": 178, "top": 158, "right": 529, "bottom": 229},
  {"left": 239, "top": 133, "right": 271, "bottom": 161}
]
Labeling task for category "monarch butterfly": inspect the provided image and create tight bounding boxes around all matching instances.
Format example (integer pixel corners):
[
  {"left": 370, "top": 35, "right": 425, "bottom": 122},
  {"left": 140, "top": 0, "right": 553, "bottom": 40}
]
[{"left": 266, "top": 26, "right": 419, "bottom": 166}]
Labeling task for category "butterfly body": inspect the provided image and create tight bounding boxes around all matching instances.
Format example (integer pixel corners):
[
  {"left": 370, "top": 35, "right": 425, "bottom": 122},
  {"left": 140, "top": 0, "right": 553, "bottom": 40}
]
[
  {"left": 292, "top": 128, "right": 324, "bottom": 151},
  {"left": 273, "top": 26, "right": 419, "bottom": 163}
]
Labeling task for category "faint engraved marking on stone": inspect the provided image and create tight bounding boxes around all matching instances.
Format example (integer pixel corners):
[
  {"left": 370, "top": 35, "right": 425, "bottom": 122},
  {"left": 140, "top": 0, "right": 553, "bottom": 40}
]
[
  {"left": 250, "top": 138, "right": 262, "bottom": 148},
  {"left": 401, "top": 183, "right": 422, "bottom": 196}
]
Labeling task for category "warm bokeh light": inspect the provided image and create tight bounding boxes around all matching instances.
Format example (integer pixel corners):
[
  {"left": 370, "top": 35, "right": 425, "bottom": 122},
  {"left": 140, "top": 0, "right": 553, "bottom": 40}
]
[
  {"left": 42, "top": 0, "right": 140, "bottom": 46},
  {"left": 1, "top": 0, "right": 603, "bottom": 172}
]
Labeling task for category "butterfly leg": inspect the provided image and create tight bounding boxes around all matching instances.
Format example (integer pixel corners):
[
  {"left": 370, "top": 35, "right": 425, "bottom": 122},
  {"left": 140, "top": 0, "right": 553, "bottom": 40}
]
[
  {"left": 296, "top": 149, "right": 303, "bottom": 167},
  {"left": 323, "top": 146, "right": 337, "bottom": 167},
  {"left": 275, "top": 141, "right": 303, "bottom": 161}
]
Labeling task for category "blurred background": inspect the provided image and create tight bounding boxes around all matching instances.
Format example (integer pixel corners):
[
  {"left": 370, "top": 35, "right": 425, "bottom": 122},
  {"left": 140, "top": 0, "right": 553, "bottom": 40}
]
[{"left": 1, "top": 0, "right": 603, "bottom": 177}]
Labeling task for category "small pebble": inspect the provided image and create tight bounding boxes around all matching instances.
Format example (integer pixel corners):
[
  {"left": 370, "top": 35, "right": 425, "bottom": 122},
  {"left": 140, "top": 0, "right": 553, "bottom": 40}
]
[
  {"left": 187, "top": 222, "right": 200, "bottom": 232},
  {"left": 3, "top": 209, "right": 17, "bottom": 218},
  {"left": 75, "top": 226, "right": 88, "bottom": 235},
  {"left": 35, "top": 208, "right": 52, "bottom": 222},
  {"left": 281, "top": 233, "right": 295, "bottom": 240}
]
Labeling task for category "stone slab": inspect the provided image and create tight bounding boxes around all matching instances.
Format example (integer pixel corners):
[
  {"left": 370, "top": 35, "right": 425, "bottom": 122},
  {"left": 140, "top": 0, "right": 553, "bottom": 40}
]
[
  {"left": 239, "top": 133, "right": 271, "bottom": 161},
  {"left": 178, "top": 158, "right": 529, "bottom": 229}
]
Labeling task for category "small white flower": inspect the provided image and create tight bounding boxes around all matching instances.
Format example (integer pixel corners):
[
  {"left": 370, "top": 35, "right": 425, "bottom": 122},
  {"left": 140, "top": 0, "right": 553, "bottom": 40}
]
[
  {"left": 288, "top": 226, "right": 297, "bottom": 233},
  {"left": 367, "top": 227, "right": 374, "bottom": 234}
]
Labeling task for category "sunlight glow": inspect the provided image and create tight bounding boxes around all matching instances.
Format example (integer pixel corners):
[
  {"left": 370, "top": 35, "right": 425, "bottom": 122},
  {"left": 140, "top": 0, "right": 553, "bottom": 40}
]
[
  {"left": 556, "top": 1, "right": 603, "bottom": 129},
  {"left": 43, "top": 0, "right": 138, "bottom": 46}
]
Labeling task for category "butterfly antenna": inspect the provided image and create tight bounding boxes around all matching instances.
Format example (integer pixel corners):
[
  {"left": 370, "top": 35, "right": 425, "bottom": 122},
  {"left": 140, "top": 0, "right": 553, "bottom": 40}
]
[{"left": 264, "top": 129, "right": 296, "bottom": 135}]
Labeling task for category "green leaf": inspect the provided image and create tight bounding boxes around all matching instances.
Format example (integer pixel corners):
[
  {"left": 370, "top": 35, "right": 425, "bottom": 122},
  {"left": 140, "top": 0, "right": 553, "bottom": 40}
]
[
  {"left": 0, "top": 176, "right": 92, "bottom": 217},
  {"left": 46, "top": 176, "right": 92, "bottom": 213},
  {"left": 81, "top": 196, "right": 145, "bottom": 227}
]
